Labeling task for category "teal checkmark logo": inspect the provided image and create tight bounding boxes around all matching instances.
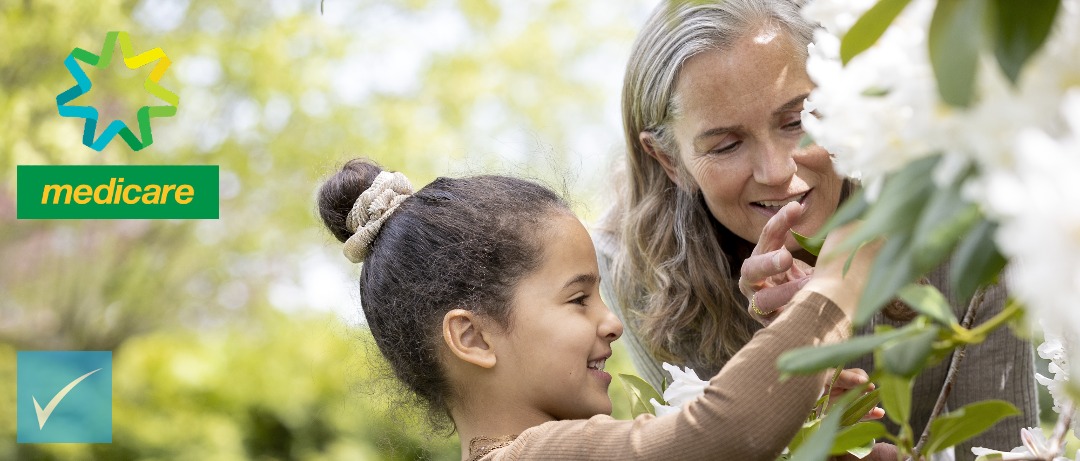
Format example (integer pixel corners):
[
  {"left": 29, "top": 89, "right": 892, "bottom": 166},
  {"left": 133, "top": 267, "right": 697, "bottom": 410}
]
[
  {"left": 17, "top": 351, "right": 112, "bottom": 443},
  {"left": 33, "top": 368, "right": 102, "bottom": 429}
]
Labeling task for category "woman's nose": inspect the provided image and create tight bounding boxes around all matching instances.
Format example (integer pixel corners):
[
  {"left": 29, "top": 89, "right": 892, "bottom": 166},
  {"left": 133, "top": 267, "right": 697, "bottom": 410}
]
[{"left": 753, "top": 139, "right": 797, "bottom": 186}]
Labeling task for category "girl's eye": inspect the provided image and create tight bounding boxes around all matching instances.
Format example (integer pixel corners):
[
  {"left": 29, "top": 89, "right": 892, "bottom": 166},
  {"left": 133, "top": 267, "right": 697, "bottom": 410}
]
[
  {"left": 782, "top": 119, "right": 803, "bottom": 130},
  {"left": 569, "top": 295, "right": 589, "bottom": 306},
  {"left": 710, "top": 141, "right": 741, "bottom": 155}
]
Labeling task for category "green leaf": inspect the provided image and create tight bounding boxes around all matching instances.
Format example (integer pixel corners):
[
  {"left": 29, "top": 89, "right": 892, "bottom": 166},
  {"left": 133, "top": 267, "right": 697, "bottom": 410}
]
[
  {"left": 778, "top": 324, "right": 918, "bottom": 376},
  {"left": 814, "top": 393, "right": 831, "bottom": 416},
  {"left": 832, "top": 156, "right": 937, "bottom": 256},
  {"left": 840, "top": 389, "right": 882, "bottom": 427},
  {"left": 630, "top": 395, "right": 652, "bottom": 417},
  {"left": 842, "top": 241, "right": 867, "bottom": 277},
  {"left": 618, "top": 374, "right": 663, "bottom": 417},
  {"left": 923, "top": 400, "right": 1021, "bottom": 455},
  {"left": 880, "top": 323, "right": 940, "bottom": 377},
  {"left": 845, "top": 443, "right": 875, "bottom": 459},
  {"left": 911, "top": 184, "right": 981, "bottom": 273},
  {"left": 877, "top": 373, "right": 913, "bottom": 426},
  {"left": 840, "top": 0, "right": 915, "bottom": 64},
  {"left": 949, "top": 219, "right": 1007, "bottom": 305},
  {"left": 792, "top": 229, "right": 825, "bottom": 256},
  {"left": 860, "top": 86, "right": 890, "bottom": 97},
  {"left": 836, "top": 161, "right": 940, "bottom": 326},
  {"left": 897, "top": 284, "right": 957, "bottom": 326},
  {"left": 813, "top": 188, "right": 869, "bottom": 241},
  {"left": 788, "top": 419, "right": 822, "bottom": 453},
  {"left": 990, "top": 0, "right": 1060, "bottom": 84},
  {"left": 790, "top": 391, "right": 862, "bottom": 461},
  {"left": 855, "top": 234, "right": 917, "bottom": 325},
  {"left": 830, "top": 421, "right": 887, "bottom": 455},
  {"left": 928, "top": 0, "right": 987, "bottom": 107}
]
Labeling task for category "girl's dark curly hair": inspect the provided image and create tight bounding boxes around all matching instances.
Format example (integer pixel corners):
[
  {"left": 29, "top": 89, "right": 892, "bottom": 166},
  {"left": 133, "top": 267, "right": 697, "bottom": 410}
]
[{"left": 317, "top": 158, "right": 570, "bottom": 428}]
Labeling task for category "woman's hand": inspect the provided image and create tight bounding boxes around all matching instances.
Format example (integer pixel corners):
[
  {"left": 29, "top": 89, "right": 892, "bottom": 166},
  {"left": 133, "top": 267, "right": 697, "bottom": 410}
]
[
  {"left": 739, "top": 202, "right": 813, "bottom": 325},
  {"left": 828, "top": 368, "right": 884, "bottom": 421},
  {"left": 826, "top": 368, "right": 890, "bottom": 461}
]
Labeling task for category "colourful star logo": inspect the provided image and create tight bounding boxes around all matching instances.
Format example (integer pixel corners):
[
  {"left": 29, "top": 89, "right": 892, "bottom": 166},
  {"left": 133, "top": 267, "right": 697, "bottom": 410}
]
[{"left": 56, "top": 31, "right": 180, "bottom": 152}]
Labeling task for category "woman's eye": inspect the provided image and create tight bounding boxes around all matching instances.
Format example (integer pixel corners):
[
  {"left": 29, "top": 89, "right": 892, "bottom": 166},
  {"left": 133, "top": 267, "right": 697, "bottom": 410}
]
[
  {"left": 710, "top": 141, "right": 741, "bottom": 155},
  {"left": 570, "top": 295, "right": 589, "bottom": 306},
  {"left": 782, "top": 112, "right": 805, "bottom": 131}
]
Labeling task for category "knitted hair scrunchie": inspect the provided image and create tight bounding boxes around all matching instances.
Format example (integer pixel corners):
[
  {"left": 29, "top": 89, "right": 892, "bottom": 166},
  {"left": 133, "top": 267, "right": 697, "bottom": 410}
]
[{"left": 343, "top": 171, "right": 414, "bottom": 263}]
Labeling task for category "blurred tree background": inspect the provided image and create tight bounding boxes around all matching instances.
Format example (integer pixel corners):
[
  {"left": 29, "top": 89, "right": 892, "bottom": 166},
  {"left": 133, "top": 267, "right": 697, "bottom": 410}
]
[
  {"left": 3, "top": 0, "right": 1067, "bottom": 459},
  {"left": 0, "top": 0, "right": 651, "bottom": 459}
]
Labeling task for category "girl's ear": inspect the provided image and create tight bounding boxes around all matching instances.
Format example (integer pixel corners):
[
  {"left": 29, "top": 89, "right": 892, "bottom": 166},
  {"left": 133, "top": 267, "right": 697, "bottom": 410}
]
[
  {"left": 640, "top": 131, "right": 680, "bottom": 187},
  {"left": 442, "top": 309, "right": 497, "bottom": 368}
]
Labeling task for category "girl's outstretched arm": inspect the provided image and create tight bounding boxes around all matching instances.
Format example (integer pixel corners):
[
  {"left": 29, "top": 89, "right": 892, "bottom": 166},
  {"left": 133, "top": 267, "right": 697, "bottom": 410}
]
[{"left": 479, "top": 289, "right": 850, "bottom": 460}]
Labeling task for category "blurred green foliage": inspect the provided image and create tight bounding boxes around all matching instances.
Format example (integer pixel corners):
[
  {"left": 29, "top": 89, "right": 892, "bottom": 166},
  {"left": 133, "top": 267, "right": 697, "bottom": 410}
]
[
  {"left": 1, "top": 0, "right": 646, "bottom": 348},
  {"left": 2, "top": 0, "right": 1057, "bottom": 458},
  {"left": 0, "top": 312, "right": 462, "bottom": 460},
  {"left": 0, "top": 311, "right": 637, "bottom": 460},
  {"left": 1, "top": 0, "right": 645, "bottom": 458}
]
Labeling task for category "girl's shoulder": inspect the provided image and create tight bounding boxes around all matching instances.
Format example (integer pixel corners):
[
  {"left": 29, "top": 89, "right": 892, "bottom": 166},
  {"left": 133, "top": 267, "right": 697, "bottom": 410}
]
[
  {"left": 466, "top": 435, "right": 518, "bottom": 461},
  {"left": 469, "top": 414, "right": 631, "bottom": 460}
]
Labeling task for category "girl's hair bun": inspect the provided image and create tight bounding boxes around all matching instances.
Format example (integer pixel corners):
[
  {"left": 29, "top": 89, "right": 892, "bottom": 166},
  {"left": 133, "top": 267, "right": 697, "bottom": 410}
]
[{"left": 318, "top": 159, "right": 384, "bottom": 244}]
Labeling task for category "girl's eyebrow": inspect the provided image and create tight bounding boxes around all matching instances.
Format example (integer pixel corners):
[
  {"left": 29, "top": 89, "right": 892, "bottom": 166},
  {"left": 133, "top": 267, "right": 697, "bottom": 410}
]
[{"left": 562, "top": 273, "right": 599, "bottom": 290}]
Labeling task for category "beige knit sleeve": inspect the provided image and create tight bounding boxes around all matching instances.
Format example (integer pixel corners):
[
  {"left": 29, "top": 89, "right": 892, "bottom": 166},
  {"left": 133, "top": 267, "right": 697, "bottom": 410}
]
[{"left": 479, "top": 290, "right": 852, "bottom": 461}]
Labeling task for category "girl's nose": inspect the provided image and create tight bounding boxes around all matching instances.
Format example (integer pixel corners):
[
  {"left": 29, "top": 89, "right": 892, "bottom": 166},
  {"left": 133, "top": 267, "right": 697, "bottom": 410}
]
[{"left": 600, "top": 308, "right": 624, "bottom": 342}]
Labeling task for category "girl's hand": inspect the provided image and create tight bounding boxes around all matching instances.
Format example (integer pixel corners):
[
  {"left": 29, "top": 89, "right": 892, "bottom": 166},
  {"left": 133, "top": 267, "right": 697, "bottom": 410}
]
[
  {"left": 739, "top": 202, "right": 813, "bottom": 325},
  {"left": 802, "top": 219, "right": 883, "bottom": 317}
]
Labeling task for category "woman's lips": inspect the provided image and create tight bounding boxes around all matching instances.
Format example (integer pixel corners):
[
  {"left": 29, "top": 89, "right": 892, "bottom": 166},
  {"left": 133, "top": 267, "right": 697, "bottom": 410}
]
[{"left": 751, "top": 190, "right": 810, "bottom": 216}]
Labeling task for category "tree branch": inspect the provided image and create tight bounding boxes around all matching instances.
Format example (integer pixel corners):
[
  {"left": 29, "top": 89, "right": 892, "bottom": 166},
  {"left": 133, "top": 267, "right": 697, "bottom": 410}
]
[
  {"left": 908, "top": 287, "right": 987, "bottom": 461},
  {"left": 1047, "top": 400, "right": 1075, "bottom": 458}
]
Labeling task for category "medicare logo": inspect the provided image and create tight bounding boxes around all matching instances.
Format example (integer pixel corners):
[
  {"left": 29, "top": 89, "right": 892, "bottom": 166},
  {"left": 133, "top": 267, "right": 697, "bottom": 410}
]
[
  {"left": 15, "top": 31, "right": 219, "bottom": 220},
  {"left": 56, "top": 31, "right": 179, "bottom": 151},
  {"left": 17, "top": 351, "right": 113, "bottom": 443}
]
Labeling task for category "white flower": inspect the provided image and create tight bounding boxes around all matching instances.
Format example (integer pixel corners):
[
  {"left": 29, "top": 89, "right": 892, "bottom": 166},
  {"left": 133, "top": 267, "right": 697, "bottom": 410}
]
[
  {"left": 801, "top": 0, "right": 1080, "bottom": 361},
  {"left": 1033, "top": 321, "right": 1080, "bottom": 440},
  {"left": 802, "top": 0, "right": 942, "bottom": 187},
  {"left": 981, "top": 93, "right": 1080, "bottom": 389},
  {"left": 800, "top": 0, "right": 876, "bottom": 36},
  {"left": 801, "top": 0, "right": 1080, "bottom": 194},
  {"left": 971, "top": 427, "right": 1075, "bottom": 460},
  {"left": 650, "top": 399, "right": 681, "bottom": 417},
  {"left": 800, "top": 0, "right": 1080, "bottom": 452},
  {"left": 650, "top": 362, "right": 709, "bottom": 417}
]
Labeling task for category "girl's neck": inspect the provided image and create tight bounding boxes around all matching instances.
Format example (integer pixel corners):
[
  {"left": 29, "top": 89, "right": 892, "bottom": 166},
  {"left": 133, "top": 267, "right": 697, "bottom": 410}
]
[{"left": 453, "top": 404, "right": 553, "bottom": 460}]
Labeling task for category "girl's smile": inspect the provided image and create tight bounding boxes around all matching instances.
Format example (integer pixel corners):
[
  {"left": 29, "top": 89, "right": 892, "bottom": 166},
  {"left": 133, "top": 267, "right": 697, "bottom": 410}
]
[{"left": 488, "top": 212, "right": 624, "bottom": 421}]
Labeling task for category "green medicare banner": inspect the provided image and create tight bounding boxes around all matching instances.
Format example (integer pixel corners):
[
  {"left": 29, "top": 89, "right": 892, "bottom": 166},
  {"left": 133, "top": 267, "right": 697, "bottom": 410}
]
[{"left": 17, "top": 165, "right": 219, "bottom": 219}]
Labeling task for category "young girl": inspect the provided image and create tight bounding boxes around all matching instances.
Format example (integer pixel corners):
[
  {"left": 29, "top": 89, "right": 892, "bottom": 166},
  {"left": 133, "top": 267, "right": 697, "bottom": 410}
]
[{"left": 317, "top": 158, "right": 884, "bottom": 460}]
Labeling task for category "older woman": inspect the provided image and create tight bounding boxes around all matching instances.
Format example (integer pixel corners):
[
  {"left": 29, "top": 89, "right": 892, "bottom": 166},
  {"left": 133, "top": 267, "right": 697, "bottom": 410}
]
[{"left": 595, "top": 1, "right": 1037, "bottom": 459}]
